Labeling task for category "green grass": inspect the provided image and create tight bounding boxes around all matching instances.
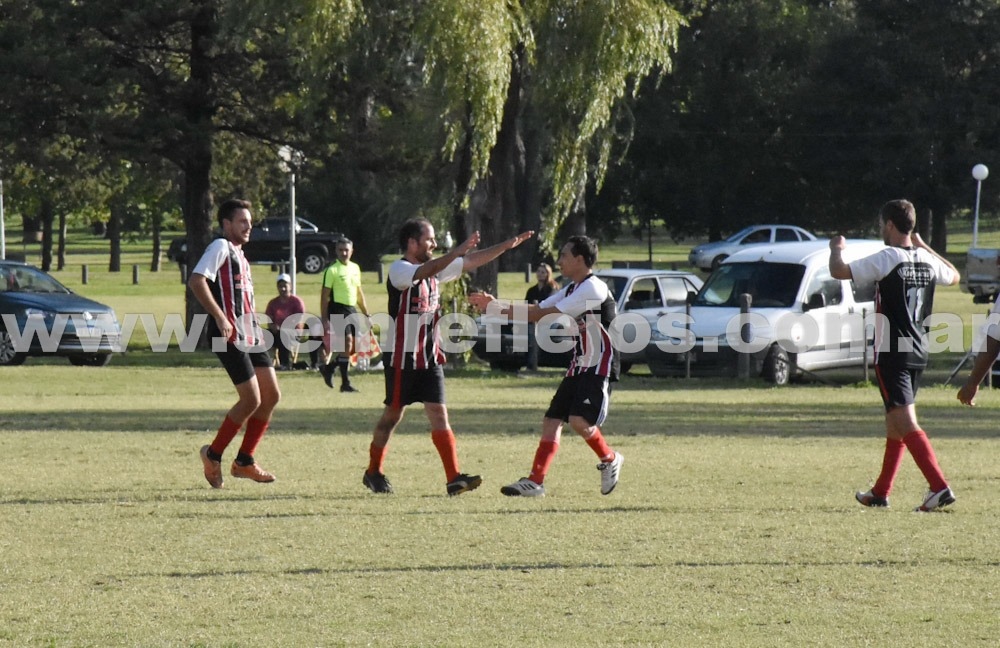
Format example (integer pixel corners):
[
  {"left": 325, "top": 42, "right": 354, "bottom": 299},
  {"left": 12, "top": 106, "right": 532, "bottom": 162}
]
[
  {"left": 2, "top": 226, "right": 1000, "bottom": 645},
  {"left": 2, "top": 366, "right": 999, "bottom": 646}
]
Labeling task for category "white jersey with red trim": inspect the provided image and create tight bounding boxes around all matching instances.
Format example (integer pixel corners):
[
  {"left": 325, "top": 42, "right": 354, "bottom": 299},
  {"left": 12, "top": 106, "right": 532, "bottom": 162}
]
[
  {"left": 539, "top": 274, "right": 619, "bottom": 380},
  {"left": 191, "top": 238, "right": 262, "bottom": 346}
]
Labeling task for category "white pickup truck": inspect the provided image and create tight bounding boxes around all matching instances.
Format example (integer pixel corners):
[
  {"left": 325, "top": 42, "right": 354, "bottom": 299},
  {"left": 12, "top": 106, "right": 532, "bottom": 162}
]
[{"left": 962, "top": 248, "right": 1000, "bottom": 304}]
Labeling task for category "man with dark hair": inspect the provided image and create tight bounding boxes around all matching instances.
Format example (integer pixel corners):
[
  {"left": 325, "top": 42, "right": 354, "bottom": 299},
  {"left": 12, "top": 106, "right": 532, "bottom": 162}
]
[
  {"left": 319, "top": 237, "right": 369, "bottom": 392},
  {"left": 363, "top": 219, "right": 533, "bottom": 496},
  {"left": 830, "top": 199, "right": 959, "bottom": 511},
  {"left": 469, "top": 235, "right": 624, "bottom": 497},
  {"left": 189, "top": 198, "right": 280, "bottom": 488}
]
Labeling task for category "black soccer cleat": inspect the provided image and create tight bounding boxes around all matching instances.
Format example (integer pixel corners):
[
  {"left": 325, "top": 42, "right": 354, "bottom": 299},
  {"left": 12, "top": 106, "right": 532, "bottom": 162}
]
[
  {"left": 363, "top": 471, "right": 394, "bottom": 494},
  {"left": 447, "top": 473, "right": 482, "bottom": 496}
]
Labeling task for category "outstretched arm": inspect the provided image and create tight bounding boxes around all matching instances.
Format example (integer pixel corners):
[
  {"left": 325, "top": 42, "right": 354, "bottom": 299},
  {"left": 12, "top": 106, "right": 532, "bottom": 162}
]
[{"left": 461, "top": 231, "right": 535, "bottom": 273}]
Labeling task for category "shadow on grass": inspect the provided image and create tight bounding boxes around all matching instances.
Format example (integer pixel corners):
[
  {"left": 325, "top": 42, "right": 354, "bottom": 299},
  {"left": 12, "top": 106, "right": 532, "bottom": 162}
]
[{"left": 2, "top": 398, "right": 999, "bottom": 438}]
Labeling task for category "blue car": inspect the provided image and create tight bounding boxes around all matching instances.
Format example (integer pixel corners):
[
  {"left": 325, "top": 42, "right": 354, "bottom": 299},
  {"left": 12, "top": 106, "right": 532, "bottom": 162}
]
[{"left": 0, "top": 260, "right": 121, "bottom": 366}]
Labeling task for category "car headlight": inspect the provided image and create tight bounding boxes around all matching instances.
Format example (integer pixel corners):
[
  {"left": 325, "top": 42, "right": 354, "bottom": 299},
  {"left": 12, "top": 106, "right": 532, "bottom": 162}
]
[{"left": 24, "top": 308, "right": 56, "bottom": 322}]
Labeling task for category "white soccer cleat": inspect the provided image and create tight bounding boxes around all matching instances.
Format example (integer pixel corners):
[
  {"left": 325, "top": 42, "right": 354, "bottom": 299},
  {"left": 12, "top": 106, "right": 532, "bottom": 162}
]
[
  {"left": 915, "top": 486, "right": 956, "bottom": 512},
  {"left": 598, "top": 452, "right": 623, "bottom": 495},
  {"left": 500, "top": 477, "right": 546, "bottom": 497}
]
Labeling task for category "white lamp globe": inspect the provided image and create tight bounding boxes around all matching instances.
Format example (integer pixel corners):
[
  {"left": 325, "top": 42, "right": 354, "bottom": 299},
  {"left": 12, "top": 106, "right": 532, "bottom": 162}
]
[{"left": 973, "top": 164, "right": 989, "bottom": 181}]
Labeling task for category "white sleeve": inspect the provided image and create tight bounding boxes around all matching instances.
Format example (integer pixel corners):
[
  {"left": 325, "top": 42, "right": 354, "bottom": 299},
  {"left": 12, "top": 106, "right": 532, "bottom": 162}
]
[
  {"left": 191, "top": 239, "right": 229, "bottom": 281},
  {"left": 538, "top": 286, "right": 569, "bottom": 310},
  {"left": 388, "top": 259, "right": 418, "bottom": 290},
  {"left": 439, "top": 257, "right": 465, "bottom": 284},
  {"left": 555, "top": 279, "right": 609, "bottom": 319},
  {"left": 389, "top": 257, "right": 464, "bottom": 288},
  {"left": 848, "top": 249, "right": 893, "bottom": 287}
]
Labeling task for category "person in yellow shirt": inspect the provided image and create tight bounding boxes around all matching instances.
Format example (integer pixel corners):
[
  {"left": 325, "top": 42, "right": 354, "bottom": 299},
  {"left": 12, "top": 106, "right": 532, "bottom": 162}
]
[{"left": 320, "top": 237, "right": 370, "bottom": 392}]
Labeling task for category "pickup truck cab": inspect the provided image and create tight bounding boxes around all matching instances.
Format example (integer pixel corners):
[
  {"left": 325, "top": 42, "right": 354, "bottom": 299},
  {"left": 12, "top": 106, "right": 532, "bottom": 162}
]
[
  {"left": 962, "top": 248, "right": 1000, "bottom": 303},
  {"left": 167, "top": 217, "right": 342, "bottom": 274}
]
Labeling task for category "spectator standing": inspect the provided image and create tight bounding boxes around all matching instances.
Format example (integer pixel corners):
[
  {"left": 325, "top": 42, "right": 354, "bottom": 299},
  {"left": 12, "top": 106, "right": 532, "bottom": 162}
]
[{"left": 524, "top": 263, "right": 560, "bottom": 370}]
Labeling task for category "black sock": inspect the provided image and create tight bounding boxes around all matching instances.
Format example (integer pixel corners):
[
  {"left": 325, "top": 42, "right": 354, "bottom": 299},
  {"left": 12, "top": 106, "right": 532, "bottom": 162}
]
[
  {"left": 338, "top": 357, "right": 350, "bottom": 383},
  {"left": 207, "top": 448, "right": 223, "bottom": 463},
  {"left": 235, "top": 452, "right": 254, "bottom": 466}
]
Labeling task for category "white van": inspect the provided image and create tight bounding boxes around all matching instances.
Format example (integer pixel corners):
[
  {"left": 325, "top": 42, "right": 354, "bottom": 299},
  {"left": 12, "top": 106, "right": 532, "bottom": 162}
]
[{"left": 644, "top": 239, "right": 886, "bottom": 384}]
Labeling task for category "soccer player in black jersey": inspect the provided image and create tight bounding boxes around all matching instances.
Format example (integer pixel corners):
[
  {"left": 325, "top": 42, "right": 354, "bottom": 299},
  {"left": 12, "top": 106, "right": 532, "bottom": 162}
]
[{"left": 830, "top": 199, "right": 959, "bottom": 511}]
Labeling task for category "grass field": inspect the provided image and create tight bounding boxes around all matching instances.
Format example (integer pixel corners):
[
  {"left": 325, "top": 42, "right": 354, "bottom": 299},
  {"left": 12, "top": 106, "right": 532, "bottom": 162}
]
[{"left": 2, "top": 225, "right": 1000, "bottom": 646}]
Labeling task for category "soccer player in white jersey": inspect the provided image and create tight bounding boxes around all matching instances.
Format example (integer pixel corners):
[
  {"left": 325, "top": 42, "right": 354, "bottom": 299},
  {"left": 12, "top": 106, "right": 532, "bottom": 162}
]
[
  {"left": 469, "top": 235, "right": 624, "bottom": 497},
  {"left": 830, "top": 199, "right": 959, "bottom": 511},
  {"left": 189, "top": 199, "right": 280, "bottom": 488},
  {"left": 362, "top": 218, "right": 533, "bottom": 496}
]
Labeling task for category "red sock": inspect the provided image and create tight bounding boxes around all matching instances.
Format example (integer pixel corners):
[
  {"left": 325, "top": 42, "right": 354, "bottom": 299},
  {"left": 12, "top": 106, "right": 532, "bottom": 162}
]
[
  {"left": 431, "top": 429, "right": 460, "bottom": 482},
  {"left": 528, "top": 440, "right": 559, "bottom": 484},
  {"left": 872, "top": 438, "right": 906, "bottom": 498},
  {"left": 584, "top": 427, "right": 614, "bottom": 462},
  {"left": 903, "top": 430, "right": 948, "bottom": 493},
  {"left": 368, "top": 442, "right": 388, "bottom": 475},
  {"left": 210, "top": 416, "right": 242, "bottom": 456},
  {"left": 238, "top": 417, "right": 269, "bottom": 458}
]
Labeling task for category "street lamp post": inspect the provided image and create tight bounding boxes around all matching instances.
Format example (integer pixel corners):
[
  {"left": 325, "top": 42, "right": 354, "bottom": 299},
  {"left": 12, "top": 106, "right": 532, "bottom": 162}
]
[
  {"left": 972, "top": 163, "right": 989, "bottom": 249},
  {"left": 278, "top": 146, "right": 305, "bottom": 294},
  {"left": 1, "top": 162, "right": 6, "bottom": 260}
]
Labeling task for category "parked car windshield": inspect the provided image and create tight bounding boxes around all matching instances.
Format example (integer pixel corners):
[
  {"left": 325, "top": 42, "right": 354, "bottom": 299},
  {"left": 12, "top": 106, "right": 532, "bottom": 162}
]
[
  {"left": 725, "top": 226, "right": 758, "bottom": 243},
  {"left": 0, "top": 265, "right": 72, "bottom": 294},
  {"left": 595, "top": 275, "right": 628, "bottom": 303},
  {"left": 694, "top": 262, "right": 805, "bottom": 308}
]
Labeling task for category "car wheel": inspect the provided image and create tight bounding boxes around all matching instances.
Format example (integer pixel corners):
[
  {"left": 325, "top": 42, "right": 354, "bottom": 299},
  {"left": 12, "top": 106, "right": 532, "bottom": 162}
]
[
  {"left": 68, "top": 353, "right": 113, "bottom": 367},
  {"left": 300, "top": 249, "right": 327, "bottom": 274},
  {"left": 489, "top": 360, "right": 522, "bottom": 373},
  {"left": 762, "top": 345, "right": 791, "bottom": 385},
  {"left": 710, "top": 254, "right": 728, "bottom": 270},
  {"left": 0, "top": 328, "right": 28, "bottom": 366}
]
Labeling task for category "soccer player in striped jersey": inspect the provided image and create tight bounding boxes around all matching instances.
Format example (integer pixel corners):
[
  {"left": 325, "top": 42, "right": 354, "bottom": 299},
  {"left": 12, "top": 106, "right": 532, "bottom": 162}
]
[
  {"left": 830, "top": 199, "right": 959, "bottom": 512},
  {"left": 363, "top": 218, "right": 533, "bottom": 496},
  {"left": 469, "top": 235, "right": 623, "bottom": 497},
  {"left": 189, "top": 199, "right": 281, "bottom": 489}
]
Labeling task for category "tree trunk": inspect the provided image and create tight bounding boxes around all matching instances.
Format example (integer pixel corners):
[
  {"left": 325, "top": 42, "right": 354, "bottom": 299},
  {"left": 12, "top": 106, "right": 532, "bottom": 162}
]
[
  {"left": 108, "top": 200, "right": 122, "bottom": 272},
  {"left": 57, "top": 210, "right": 67, "bottom": 270},
  {"left": 39, "top": 198, "right": 54, "bottom": 272},
  {"left": 931, "top": 207, "right": 947, "bottom": 253},
  {"left": 150, "top": 210, "right": 162, "bottom": 272},
  {"left": 182, "top": 0, "right": 218, "bottom": 344},
  {"left": 461, "top": 44, "right": 534, "bottom": 294}
]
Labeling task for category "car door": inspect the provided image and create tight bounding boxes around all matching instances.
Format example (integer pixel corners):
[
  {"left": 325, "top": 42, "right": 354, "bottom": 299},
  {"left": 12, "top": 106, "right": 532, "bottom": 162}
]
[{"left": 797, "top": 266, "right": 859, "bottom": 369}]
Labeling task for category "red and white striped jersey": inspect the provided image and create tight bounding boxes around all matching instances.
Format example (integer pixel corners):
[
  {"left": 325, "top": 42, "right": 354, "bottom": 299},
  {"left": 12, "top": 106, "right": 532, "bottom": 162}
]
[
  {"left": 385, "top": 257, "right": 464, "bottom": 370},
  {"left": 191, "top": 238, "right": 263, "bottom": 346}
]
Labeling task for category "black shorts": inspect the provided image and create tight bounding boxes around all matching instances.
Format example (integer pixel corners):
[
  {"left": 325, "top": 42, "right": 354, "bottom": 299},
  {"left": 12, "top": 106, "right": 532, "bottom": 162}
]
[
  {"left": 875, "top": 365, "right": 922, "bottom": 411},
  {"left": 328, "top": 303, "right": 359, "bottom": 338},
  {"left": 383, "top": 361, "right": 446, "bottom": 408},
  {"left": 544, "top": 372, "right": 611, "bottom": 426},
  {"left": 214, "top": 343, "right": 274, "bottom": 386}
]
